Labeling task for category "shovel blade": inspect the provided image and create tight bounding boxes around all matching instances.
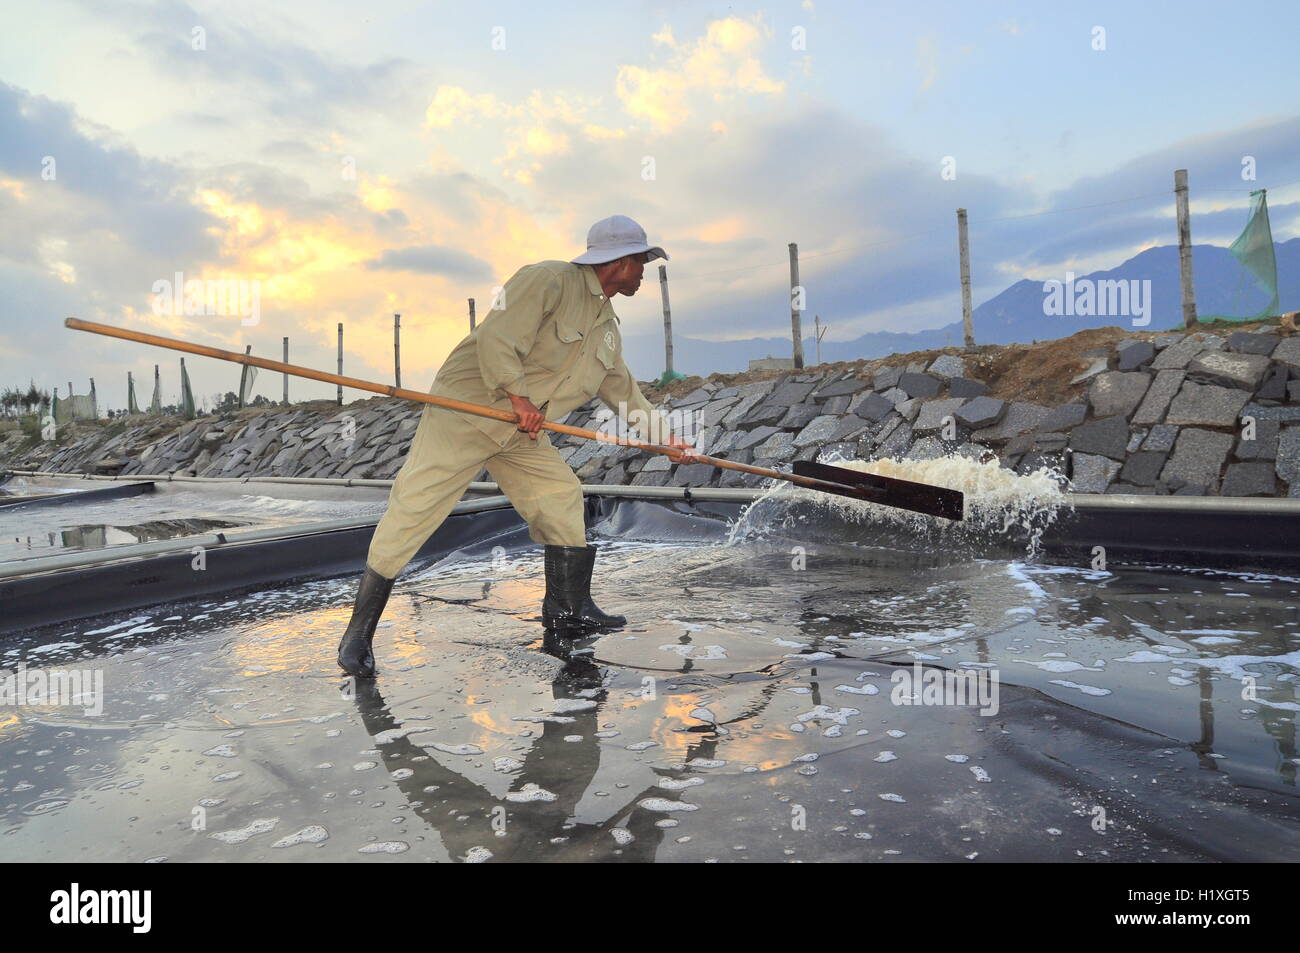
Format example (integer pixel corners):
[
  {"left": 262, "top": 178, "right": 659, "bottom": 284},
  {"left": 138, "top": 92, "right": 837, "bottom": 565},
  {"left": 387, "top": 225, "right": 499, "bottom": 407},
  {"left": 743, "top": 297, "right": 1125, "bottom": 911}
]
[{"left": 793, "top": 460, "right": 965, "bottom": 521}]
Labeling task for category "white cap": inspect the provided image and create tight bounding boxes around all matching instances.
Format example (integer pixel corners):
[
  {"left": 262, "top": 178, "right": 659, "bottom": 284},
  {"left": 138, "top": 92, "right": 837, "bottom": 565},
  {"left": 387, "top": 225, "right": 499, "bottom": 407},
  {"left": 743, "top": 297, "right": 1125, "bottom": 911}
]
[{"left": 571, "top": 214, "right": 669, "bottom": 265}]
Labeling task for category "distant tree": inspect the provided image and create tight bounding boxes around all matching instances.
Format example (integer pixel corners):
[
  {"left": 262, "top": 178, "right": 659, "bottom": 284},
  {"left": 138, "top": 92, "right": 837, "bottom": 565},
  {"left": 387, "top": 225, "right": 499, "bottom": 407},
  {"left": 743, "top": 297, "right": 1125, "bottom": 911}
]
[{"left": 213, "top": 391, "right": 240, "bottom": 413}]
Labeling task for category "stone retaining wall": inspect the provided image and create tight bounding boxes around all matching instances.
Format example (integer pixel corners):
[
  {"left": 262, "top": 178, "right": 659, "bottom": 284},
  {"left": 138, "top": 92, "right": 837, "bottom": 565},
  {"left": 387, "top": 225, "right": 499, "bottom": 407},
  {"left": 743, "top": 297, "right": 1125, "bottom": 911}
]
[{"left": 4, "top": 328, "right": 1299, "bottom": 497}]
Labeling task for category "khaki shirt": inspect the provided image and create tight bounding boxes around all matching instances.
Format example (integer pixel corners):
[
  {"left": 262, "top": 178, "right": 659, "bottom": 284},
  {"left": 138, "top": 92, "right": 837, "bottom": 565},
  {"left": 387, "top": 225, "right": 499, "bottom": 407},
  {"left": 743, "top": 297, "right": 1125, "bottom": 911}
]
[{"left": 429, "top": 260, "right": 672, "bottom": 447}]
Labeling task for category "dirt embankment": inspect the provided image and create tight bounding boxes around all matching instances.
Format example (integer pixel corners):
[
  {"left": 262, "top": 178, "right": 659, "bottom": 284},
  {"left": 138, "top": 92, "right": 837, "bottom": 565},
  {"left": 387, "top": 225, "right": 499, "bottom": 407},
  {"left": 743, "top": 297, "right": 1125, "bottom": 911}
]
[{"left": 644, "top": 322, "right": 1273, "bottom": 408}]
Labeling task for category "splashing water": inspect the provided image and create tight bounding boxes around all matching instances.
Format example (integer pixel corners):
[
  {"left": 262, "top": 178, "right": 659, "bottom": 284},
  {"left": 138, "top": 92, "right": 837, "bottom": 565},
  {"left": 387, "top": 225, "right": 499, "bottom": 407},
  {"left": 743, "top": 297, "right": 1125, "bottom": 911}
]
[{"left": 724, "top": 454, "right": 1070, "bottom": 558}]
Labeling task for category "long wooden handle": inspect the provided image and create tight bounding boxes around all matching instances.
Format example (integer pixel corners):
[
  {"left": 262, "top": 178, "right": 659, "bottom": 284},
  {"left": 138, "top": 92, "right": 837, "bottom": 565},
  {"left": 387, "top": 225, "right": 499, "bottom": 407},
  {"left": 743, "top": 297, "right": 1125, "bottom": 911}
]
[{"left": 63, "top": 317, "right": 874, "bottom": 497}]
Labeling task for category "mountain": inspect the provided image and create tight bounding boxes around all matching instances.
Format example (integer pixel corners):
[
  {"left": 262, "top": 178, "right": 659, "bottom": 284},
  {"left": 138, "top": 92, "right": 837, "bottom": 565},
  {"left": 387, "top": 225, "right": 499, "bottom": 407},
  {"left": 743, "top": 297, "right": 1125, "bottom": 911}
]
[{"left": 624, "top": 238, "right": 1300, "bottom": 377}]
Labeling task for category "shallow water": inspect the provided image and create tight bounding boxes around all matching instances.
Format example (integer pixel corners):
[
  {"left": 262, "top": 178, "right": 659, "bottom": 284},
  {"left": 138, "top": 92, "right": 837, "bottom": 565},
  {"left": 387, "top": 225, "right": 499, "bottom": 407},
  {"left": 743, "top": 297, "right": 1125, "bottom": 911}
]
[
  {"left": 1, "top": 496, "right": 1296, "bottom": 862},
  {"left": 0, "top": 480, "right": 388, "bottom": 562}
]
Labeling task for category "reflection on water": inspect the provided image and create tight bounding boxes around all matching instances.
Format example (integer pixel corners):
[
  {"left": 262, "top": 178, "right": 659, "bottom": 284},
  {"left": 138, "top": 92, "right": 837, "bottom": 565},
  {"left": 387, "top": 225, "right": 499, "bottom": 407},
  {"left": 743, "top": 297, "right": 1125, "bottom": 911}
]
[
  {"left": 0, "top": 502, "right": 1297, "bottom": 862},
  {"left": 0, "top": 483, "right": 389, "bottom": 563},
  {"left": 6, "top": 518, "right": 250, "bottom": 556}
]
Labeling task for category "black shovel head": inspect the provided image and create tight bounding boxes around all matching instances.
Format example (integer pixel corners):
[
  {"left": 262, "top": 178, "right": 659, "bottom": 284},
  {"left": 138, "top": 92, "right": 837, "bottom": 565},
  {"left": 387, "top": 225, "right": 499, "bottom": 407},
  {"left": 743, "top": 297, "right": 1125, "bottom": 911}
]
[{"left": 793, "top": 460, "right": 965, "bottom": 521}]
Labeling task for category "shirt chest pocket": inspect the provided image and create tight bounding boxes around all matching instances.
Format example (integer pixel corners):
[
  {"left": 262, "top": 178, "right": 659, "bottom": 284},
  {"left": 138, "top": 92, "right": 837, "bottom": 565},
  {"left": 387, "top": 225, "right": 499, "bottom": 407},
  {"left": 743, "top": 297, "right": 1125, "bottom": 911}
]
[
  {"left": 581, "top": 327, "right": 619, "bottom": 392},
  {"left": 534, "top": 312, "right": 585, "bottom": 372}
]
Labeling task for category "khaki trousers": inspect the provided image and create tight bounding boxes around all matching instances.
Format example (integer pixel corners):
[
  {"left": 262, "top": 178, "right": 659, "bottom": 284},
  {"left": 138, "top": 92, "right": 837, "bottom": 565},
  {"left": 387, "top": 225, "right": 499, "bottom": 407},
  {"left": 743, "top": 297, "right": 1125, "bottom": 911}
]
[{"left": 365, "top": 405, "right": 587, "bottom": 579}]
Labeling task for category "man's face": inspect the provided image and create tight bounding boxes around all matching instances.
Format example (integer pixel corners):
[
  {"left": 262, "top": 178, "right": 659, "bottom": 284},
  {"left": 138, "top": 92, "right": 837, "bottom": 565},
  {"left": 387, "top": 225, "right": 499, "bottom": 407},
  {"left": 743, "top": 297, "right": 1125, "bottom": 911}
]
[{"left": 614, "top": 252, "right": 649, "bottom": 296}]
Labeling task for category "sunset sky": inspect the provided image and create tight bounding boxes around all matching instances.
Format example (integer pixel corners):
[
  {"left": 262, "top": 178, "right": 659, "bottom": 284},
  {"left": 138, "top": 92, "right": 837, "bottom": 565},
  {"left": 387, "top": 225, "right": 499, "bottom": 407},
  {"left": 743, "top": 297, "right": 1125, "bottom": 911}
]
[{"left": 3, "top": 0, "right": 1300, "bottom": 410}]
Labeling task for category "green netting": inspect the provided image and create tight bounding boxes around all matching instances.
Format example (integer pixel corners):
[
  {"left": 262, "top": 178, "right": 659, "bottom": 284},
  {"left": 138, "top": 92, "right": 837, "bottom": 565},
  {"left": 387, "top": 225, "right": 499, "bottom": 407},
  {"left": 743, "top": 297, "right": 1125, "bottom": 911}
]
[
  {"left": 149, "top": 372, "right": 162, "bottom": 415},
  {"left": 127, "top": 375, "right": 140, "bottom": 414},
  {"left": 654, "top": 369, "right": 686, "bottom": 388},
  {"left": 238, "top": 362, "right": 257, "bottom": 408},
  {"left": 1199, "top": 188, "right": 1279, "bottom": 323},
  {"left": 180, "top": 360, "right": 196, "bottom": 420},
  {"left": 53, "top": 393, "right": 95, "bottom": 423}
]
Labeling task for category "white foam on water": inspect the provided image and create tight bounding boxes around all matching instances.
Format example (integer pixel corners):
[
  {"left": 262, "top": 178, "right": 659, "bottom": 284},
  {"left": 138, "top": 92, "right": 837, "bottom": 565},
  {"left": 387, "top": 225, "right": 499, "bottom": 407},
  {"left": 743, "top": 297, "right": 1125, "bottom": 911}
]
[
  {"left": 1013, "top": 658, "right": 1101, "bottom": 673},
  {"left": 359, "top": 841, "right": 410, "bottom": 854},
  {"left": 1114, "top": 651, "right": 1172, "bottom": 663},
  {"left": 27, "top": 642, "right": 83, "bottom": 655},
  {"left": 211, "top": 817, "right": 278, "bottom": 844},
  {"left": 506, "top": 783, "right": 557, "bottom": 803},
  {"left": 552, "top": 699, "right": 597, "bottom": 713},
  {"left": 836, "top": 683, "right": 879, "bottom": 695},
  {"left": 1048, "top": 679, "right": 1112, "bottom": 697},
  {"left": 1182, "top": 649, "right": 1300, "bottom": 681},
  {"left": 372, "top": 725, "right": 434, "bottom": 744},
  {"left": 639, "top": 798, "right": 699, "bottom": 812},
  {"left": 658, "top": 644, "right": 727, "bottom": 660},
  {"left": 430, "top": 742, "right": 484, "bottom": 755},
  {"left": 84, "top": 616, "right": 152, "bottom": 635},
  {"left": 272, "top": 826, "right": 329, "bottom": 848},
  {"left": 725, "top": 454, "right": 1068, "bottom": 555},
  {"left": 796, "top": 705, "right": 860, "bottom": 725},
  {"left": 657, "top": 777, "right": 704, "bottom": 790}
]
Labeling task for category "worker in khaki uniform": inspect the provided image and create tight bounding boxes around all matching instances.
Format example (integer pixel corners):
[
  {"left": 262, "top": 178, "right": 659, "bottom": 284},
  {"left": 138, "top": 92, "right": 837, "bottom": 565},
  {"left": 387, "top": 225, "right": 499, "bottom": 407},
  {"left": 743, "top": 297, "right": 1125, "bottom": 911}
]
[{"left": 338, "top": 216, "right": 695, "bottom": 677}]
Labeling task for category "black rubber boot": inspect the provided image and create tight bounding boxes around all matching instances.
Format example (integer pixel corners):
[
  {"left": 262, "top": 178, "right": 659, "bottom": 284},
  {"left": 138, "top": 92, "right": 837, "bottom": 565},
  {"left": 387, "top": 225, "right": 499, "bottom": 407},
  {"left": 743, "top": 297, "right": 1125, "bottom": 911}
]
[
  {"left": 337, "top": 566, "right": 396, "bottom": 678},
  {"left": 541, "top": 544, "right": 626, "bottom": 632}
]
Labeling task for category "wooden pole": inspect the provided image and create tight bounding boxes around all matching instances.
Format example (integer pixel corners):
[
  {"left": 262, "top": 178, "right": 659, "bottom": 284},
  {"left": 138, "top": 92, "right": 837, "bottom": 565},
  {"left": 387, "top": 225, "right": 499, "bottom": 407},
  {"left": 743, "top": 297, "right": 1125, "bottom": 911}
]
[
  {"left": 393, "top": 313, "right": 401, "bottom": 388},
  {"left": 62, "top": 316, "right": 963, "bottom": 516},
  {"left": 957, "top": 208, "right": 975, "bottom": 348},
  {"left": 658, "top": 264, "right": 674, "bottom": 374},
  {"left": 336, "top": 322, "right": 343, "bottom": 406},
  {"left": 789, "top": 242, "right": 804, "bottom": 369},
  {"left": 1175, "top": 169, "right": 1198, "bottom": 328},
  {"left": 468, "top": 298, "right": 476, "bottom": 332},
  {"left": 282, "top": 337, "right": 289, "bottom": 406}
]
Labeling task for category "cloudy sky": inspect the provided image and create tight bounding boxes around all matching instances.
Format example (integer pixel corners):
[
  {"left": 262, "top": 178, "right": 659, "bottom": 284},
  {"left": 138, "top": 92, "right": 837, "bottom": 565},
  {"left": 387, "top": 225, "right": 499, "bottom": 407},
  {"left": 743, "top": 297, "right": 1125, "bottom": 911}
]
[{"left": 3, "top": 0, "right": 1300, "bottom": 410}]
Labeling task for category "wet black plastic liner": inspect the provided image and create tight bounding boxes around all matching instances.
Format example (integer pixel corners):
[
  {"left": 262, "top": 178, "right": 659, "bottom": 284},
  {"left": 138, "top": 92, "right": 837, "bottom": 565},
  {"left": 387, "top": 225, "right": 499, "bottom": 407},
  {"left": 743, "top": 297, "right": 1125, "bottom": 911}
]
[
  {"left": 0, "top": 500, "right": 527, "bottom": 635},
  {"left": 1040, "top": 501, "right": 1300, "bottom": 567},
  {"left": 0, "top": 480, "right": 156, "bottom": 510},
  {"left": 3, "top": 490, "right": 1298, "bottom": 637}
]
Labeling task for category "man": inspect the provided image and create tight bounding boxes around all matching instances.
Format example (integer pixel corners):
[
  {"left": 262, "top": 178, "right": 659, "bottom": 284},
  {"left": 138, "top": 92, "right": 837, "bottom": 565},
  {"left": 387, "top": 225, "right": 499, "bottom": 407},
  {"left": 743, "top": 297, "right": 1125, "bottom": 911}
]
[{"left": 337, "top": 215, "right": 696, "bottom": 677}]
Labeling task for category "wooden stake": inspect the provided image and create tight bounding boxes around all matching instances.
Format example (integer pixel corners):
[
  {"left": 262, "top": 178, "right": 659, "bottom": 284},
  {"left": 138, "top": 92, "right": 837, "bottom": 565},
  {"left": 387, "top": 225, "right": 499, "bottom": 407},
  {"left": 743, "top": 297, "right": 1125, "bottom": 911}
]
[
  {"left": 957, "top": 208, "right": 974, "bottom": 348},
  {"left": 659, "top": 264, "right": 674, "bottom": 374},
  {"left": 789, "top": 242, "right": 804, "bottom": 369},
  {"left": 1175, "top": 169, "right": 1198, "bottom": 328},
  {"left": 393, "top": 313, "right": 401, "bottom": 388}
]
